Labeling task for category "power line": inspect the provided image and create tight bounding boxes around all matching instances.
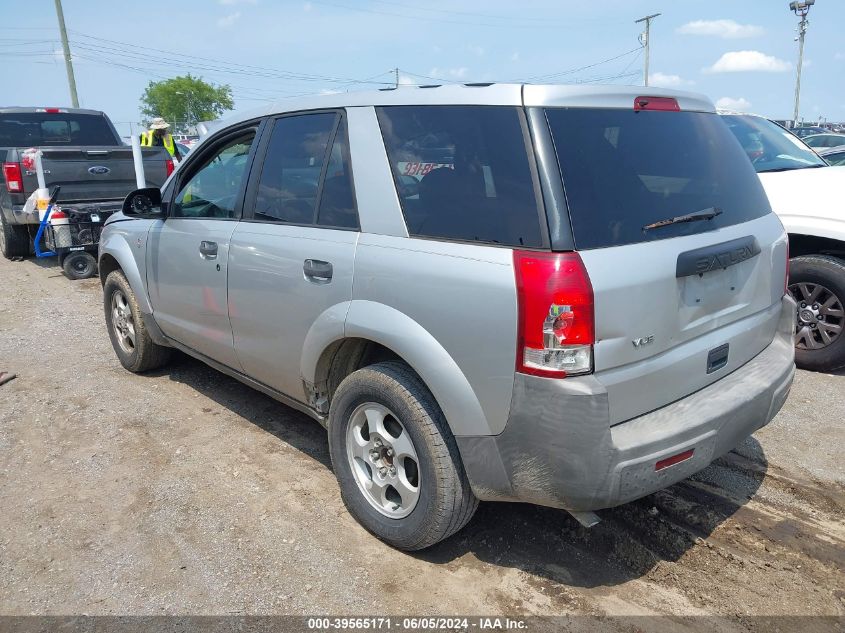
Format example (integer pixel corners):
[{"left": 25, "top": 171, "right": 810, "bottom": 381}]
[
  {"left": 307, "top": 0, "right": 612, "bottom": 30},
  {"left": 521, "top": 46, "right": 642, "bottom": 82}
]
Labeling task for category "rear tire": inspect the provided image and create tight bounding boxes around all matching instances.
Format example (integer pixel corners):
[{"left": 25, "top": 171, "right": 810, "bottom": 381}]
[
  {"left": 0, "top": 212, "right": 30, "bottom": 259},
  {"left": 788, "top": 255, "right": 845, "bottom": 372},
  {"left": 62, "top": 251, "right": 97, "bottom": 280},
  {"left": 103, "top": 270, "right": 171, "bottom": 373},
  {"left": 328, "top": 361, "right": 478, "bottom": 551}
]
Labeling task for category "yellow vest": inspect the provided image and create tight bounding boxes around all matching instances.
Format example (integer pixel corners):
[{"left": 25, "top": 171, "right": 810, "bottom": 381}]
[{"left": 140, "top": 130, "right": 176, "bottom": 157}]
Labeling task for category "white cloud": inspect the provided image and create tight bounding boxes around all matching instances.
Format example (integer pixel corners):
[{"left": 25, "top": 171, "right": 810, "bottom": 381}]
[
  {"left": 715, "top": 96, "right": 752, "bottom": 112},
  {"left": 647, "top": 72, "right": 694, "bottom": 88},
  {"left": 429, "top": 67, "right": 469, "bottom": 80},
  {"left": 466, "top": 44, "right": 485, "bottom": 57},
  {"left": 303, "top": 2, "right": 312, "bottom": 11},
  {"left": 219, "top": 0, "right": 256, "bottom": 5},
  {"left": 835, "top": 52, "right": 845, "bottom": 61},
  {"left": 397, "top": 74, "right": 417, "bottom": 87},
  {"left": 510, "top": 51, "right": 520, "bottom": 62},
  {"left": 217, "top": 12, "right": 242, "bottom": 27},
  {"left": 705, "top": 50, "right": 791, "bottom": 73},
  {"left": 677, "top": 19, "right": 764, "bottom": 39}
]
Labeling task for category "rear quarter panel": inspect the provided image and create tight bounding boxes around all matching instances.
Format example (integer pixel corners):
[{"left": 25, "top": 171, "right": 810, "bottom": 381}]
[{"left": 351, "top": 234, "right": 518, "bottom": 436}]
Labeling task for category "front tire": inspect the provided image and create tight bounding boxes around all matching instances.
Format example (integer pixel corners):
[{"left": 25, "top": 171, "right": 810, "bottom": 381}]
[
  {"left": 103, "top": 270, "right": 171, "bottom": 373},
  {"left": 0, "top": 212, "right": 31, "bottom": 259},
  {"left": 789, "top": 255, "right": 845, "bottom": 372},
  {"left": 328, "top": 361, "right": 478, "bottom": 551}
]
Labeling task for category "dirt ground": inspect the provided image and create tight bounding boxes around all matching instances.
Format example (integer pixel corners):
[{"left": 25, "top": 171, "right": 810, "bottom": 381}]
[{"left": 0, "top": 255, "right": 843, "bottom": 629}]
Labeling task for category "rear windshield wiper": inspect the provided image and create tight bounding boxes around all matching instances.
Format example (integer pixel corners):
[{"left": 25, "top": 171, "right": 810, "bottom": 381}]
[{"left": 643, "top": 207, "right": 722, "bottom": 231}]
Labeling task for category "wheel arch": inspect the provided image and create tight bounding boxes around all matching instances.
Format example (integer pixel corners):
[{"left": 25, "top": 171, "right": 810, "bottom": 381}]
[
  {"left": 301, "top": 300, "right": 491, "bottom": 437},
  {"left": 788, "top": 233, "right": 845, "bottom": 259},
  {"left": 98, "top": 230, "right": 153, "bottom": 315}
]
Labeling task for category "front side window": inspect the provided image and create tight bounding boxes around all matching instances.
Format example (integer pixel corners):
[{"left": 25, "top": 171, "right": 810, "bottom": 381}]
[
  {"left": 377, "top": 105, "right": 544, "bottom": 248},
  {"left": 172, "top": 133, "right": 255, "bottom": 219}
]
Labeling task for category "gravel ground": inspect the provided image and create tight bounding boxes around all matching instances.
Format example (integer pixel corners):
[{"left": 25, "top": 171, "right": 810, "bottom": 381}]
[{"left": 0, "top": 256, "right": 843, "bottom": 628}]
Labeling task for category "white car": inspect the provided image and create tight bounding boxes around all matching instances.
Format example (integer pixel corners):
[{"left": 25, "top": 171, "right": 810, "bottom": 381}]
[{"left": 722, "top": 112, "right": 845, "bottom": 371}]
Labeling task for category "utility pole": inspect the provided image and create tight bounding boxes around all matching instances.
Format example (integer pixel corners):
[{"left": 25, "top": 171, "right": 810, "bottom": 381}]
[
  {"left": 789, "top": 0, "right": 815, "bottom": 126},
  {"left": 53, "top": 0, "right": 79, "bottom": 108},
  {"left": 635, "top": 13, "right": 661, "bottom": 87},
  {"left": 394, "top": 67, "right": 399, "bottom": 89}
]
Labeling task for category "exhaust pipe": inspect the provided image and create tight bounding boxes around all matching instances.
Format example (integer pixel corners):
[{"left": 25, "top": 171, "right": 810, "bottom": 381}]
[{"left": 569, "top": 511, "right": 601, "bottom": 528}]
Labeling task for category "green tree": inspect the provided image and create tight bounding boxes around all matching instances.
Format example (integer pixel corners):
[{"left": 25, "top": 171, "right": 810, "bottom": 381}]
[{"left": 140, "top": 74, "right": 233, "bottom": 131}]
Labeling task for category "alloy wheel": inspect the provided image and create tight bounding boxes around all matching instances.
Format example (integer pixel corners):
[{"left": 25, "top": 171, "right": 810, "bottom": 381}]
[
  {"left": 789, "top": 281, "right": 844, "bottom": 350},
  {"left": 345, "top": 402, "right": 421, "bottom": 519},
  {"left": 111, "top": 290, "right": 136, "bottom": 354}
]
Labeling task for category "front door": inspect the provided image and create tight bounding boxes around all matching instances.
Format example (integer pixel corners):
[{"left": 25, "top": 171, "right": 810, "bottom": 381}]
[
  {"left": 147, "top": 130, "right": 257, "bottom": 368},
  {"left": 228, "top": 111, "right": 359, "bottom": 400}
]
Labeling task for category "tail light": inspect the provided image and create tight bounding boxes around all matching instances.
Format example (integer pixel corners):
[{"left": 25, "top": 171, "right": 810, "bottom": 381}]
[
  {"left": 513, "top": 251, "right": 594, "bottom": 378},
  {"left": 784, "top": 238, "right": 790, "bottom": 296},
  {"left": 165, "top": 158, "right": 175, "bottom": 177},
  {"left": 634, "top": 96, "right": 681, "bottom": 111},
  {"left": 2, "top": 163, "right": 23, "bottom": 193}
]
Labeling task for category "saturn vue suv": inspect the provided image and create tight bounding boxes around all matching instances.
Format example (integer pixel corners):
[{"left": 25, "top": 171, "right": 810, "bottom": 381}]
[{"left": 98, "top": 84, "right": 795, "bottom": 550}]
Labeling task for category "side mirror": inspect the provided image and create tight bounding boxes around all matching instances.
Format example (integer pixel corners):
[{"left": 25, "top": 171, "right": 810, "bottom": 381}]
[{"left": 122, "top": 187, "right": 163, "bottom": 218}]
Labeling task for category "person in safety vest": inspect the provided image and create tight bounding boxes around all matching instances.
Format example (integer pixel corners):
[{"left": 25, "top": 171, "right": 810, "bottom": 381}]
[{"left": 140, "top": 117, "right": 181, "bottom": 160}]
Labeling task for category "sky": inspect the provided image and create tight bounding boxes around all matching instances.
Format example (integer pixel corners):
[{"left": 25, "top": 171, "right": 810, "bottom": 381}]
[{"left": 1, "top": 0, "right": 844, "bottom": 136}]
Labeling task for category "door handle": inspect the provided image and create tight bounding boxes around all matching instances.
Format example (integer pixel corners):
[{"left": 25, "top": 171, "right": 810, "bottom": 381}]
[
  {"left": 199, "top": 240, "right": 218, "bottom": 259},
  {"left": 303, "top": 259, "right": 333, "bottom": 283}
]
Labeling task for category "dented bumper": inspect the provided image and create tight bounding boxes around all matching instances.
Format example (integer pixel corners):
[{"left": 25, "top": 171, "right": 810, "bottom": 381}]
[{"left": 456, "top": 295, "right": 796, "bottom": 512}]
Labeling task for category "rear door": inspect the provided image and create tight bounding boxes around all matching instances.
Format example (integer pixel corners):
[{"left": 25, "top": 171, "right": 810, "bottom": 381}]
[
  {"left": 147, "top": 126, "right": 258, "bottom": 368},
  {"left": 542, "top": 104, "right": 788, "bottom": 424},
  {"left": 228, "top": 111, "right": 358, "bottom": 401}
]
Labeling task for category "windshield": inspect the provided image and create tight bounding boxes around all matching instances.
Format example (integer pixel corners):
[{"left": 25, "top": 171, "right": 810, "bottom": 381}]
[
  {"left": 721, "top": 114, "right": 826, "bottom": 173},
  {"left": 545, "top": 108, "right": 772, "bottom": 250},
  {"left": 0, "top": 112, "right": 120, "bottom": 147}
]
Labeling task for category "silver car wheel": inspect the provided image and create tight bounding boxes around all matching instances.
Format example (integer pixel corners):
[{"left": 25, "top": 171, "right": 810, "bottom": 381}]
[
  {"left": 790, "top": 281, "right": 844, "bottom": 350},
  {"left": 345, "top": 402, "right": 421, "bottom": 519},
  {"left": 111, "top": 290, "right": 136, "bottom": 354}
]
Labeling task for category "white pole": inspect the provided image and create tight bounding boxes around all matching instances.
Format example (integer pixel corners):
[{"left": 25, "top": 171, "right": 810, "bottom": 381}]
[
  {"left": 130, "top": 124, "right": 146, "bottom": 189},
  {"left": 34, "top": 150, "right": 47, "bottom": 190}
]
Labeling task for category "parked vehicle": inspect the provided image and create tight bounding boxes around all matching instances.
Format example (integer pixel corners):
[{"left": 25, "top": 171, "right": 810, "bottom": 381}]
[
  {"left": 791, "top": 126, "right": 827, "bottom": 138},
  {"left": 803, "top": 133, "right": 845, "bottom": 149},
  {"left": 818, "top": 146, "right": 845, "bottom": 166},
  {"left": 0, "top": 107, "right": 173, "bottom": 260},
  {"left": 722, "top": 112, "right": 845, "bottom": 371},
  {"left": 100, "top": 85, "right": 795, "bottom": 550}
]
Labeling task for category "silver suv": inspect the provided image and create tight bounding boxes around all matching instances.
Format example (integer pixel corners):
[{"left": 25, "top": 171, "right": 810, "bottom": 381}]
[{"left": 99, "top": 84, "right": 796, "bottom": 550}]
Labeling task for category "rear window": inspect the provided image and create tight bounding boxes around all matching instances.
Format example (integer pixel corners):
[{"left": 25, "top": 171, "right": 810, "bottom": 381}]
[
  {"left": 377, "top": 106, "right": 545, "bottom": 248},
  {"left": 0, "top": 113, "right": 119, "bottom": 147},
  {"left": 545, "top": 108, "right": 772, "bottom": 250}
]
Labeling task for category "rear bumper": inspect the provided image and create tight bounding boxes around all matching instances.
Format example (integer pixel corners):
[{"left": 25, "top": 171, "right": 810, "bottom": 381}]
[{"left": 456, "top": 295, "right": 796, "bottom": 512}]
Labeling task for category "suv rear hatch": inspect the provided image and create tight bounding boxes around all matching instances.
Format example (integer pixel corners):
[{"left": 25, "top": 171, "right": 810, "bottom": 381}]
[{"left": 539, "top": 94, "right": 788, "bottom": 424}]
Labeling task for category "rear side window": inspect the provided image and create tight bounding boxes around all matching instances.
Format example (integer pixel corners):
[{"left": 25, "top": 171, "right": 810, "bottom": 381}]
[
  {"left": 252, "top": 112, "right": 358, "bottom": 229},
  {"left": 545, "top": 108, "right": 772, "bottom": 249},
  {"left": 377, "top": 106, "right": 544, "bottom": 248},
  {"left": 254, "top": 113, "right": 336, "bottom": 224},
  {"left": 0, "top": 113, "right": 119, "bottom": 146}
]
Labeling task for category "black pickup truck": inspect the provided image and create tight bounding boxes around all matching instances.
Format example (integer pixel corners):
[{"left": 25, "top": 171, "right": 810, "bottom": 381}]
[{"left": 0, "top": 107, "right": 172, "bottom": 259}]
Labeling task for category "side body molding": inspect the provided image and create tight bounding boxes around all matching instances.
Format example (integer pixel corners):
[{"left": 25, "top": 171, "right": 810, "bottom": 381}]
[{"left": 300, "top": 300, "right": 490, "bottom": 437}]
